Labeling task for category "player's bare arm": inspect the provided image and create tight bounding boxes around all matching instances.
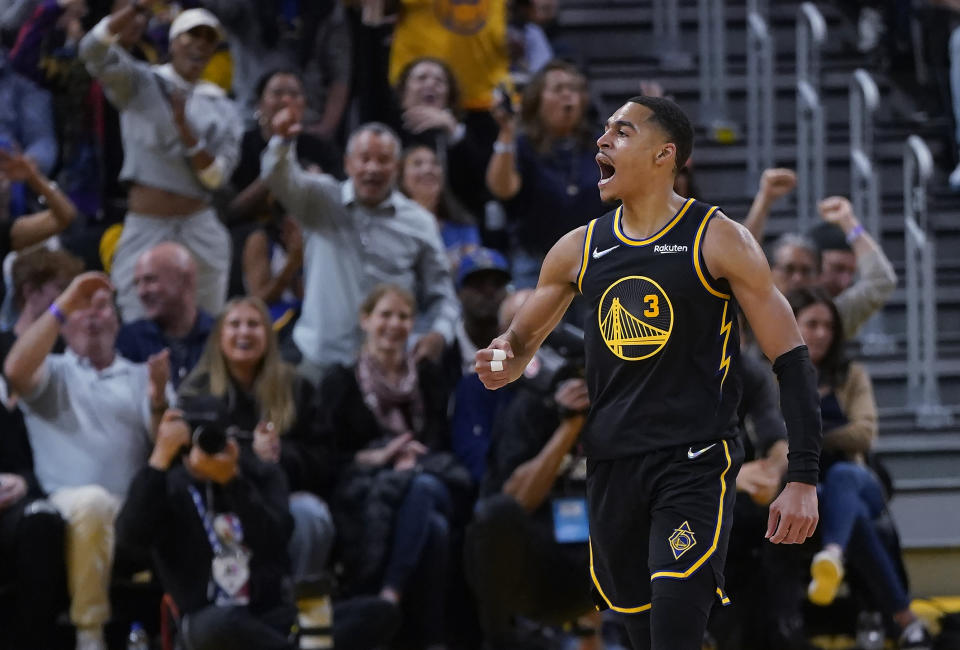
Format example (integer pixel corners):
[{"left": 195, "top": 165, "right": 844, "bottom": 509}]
[
  {"left": 475, "top": 226, "right": 585, "bottom": 390},
  {"left": 703, "top": 214, "right": 821, "bottom": 545}
]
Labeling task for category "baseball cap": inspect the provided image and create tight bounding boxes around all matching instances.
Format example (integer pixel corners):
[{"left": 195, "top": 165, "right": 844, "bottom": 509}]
[
  {"left": 456, "top": 247, "right": 511, "bottom": 289},
  {"left": 169, "top": 8, "right": 225, "bottom": 43}
]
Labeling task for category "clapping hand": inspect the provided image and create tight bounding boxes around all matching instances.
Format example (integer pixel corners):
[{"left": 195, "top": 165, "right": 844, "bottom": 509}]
[
  {"left": 253, "top": 421, "right": 281, "bottom": 464},
  {"left": 758, "top": 168, "right": 797, "bottom": 203},
  {"left": 0, "top": 149, "right": 39, "bottom": 184}
]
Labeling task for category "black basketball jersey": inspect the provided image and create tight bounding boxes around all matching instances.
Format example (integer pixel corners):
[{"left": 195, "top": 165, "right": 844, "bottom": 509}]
[{"left": 576, "top": 198, "right": 742, "bottom": 459}]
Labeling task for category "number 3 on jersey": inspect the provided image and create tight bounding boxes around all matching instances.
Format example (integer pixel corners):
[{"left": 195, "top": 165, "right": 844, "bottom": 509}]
[{"left": 643, "top": 294, "right": 659, "bottom": 318}]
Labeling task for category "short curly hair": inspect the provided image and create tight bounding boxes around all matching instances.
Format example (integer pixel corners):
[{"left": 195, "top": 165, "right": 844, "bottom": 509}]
[{"left": 12, "top": 248, "right": 84, "bottom": 310}]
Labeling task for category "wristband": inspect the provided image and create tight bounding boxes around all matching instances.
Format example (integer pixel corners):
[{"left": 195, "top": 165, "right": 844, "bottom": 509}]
[
  {"left": 48, "top": 303, "right": 67, "bottom": 325},
  {"left": 845, "top": 223, "right": 865, "bottom": 245},
  {"left": 493, "top": 141, "right": 515, "bottom": 154}
]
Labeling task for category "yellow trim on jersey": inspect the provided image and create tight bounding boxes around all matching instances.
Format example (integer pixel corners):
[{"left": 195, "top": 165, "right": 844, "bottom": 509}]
[
  {"left": 589, "top": 539, "right": 652, "bottom": 613},
  {"left": 717, "top": 588, "right": 731, "bottom": 605},
  {"left": 692, "top": 206, "right": 731, "bottom": 299},
  {"left": 718, "top": 300, "right": 733, "bottom": 391},
  {"left": 613, "top": 198, "right": 694, "bottom": 247},
  {"left": 577, "top": 219, "right": 598, "bottom": 294},
  {"left": 650, "top": 439, "right": 732, "bottom": 580}
]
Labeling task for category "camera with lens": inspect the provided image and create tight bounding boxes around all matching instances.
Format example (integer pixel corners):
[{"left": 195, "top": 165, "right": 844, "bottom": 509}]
[
  {"left": 521, "top": 322, "right": 586, "bottom": 396},
  {"left": 178, "top": 394, "right": 250, "bottom": 455}
]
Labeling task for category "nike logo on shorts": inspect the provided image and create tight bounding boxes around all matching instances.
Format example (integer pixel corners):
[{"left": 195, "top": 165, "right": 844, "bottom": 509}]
[
  {"left": 687, "top": 443, "right": 716, "bottom": 459},
  {"left": 592, "top": 245, "right": 619, "bottom": 259}
]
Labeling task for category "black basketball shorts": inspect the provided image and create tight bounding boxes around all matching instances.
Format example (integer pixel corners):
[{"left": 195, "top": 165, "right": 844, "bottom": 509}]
[{"left": 586, "top": 436, "right": 744, "bottom": 614}]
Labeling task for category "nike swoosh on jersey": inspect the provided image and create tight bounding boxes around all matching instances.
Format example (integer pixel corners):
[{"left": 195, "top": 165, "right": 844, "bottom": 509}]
[
  {"left": 687, "top": 443, "right": 717, "bottom": 459},
  {"left": 592, "top": 245, "right": 619, "bottom": 259}
]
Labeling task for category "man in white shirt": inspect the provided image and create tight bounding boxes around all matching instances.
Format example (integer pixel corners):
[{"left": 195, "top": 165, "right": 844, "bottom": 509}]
[{"left": 4, "top": 272, "right": 170, "bottom": 650}]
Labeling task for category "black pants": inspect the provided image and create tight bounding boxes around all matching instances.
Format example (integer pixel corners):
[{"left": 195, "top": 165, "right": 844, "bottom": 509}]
[
  {"left": 464, "top": 494, "right": 594, "bottom": 647},
  {"left": 0, "top": 498, "right": 68, "bottom": 650},
  {"left": 181, "top": 604, "right": 298, "bottom": 650}
]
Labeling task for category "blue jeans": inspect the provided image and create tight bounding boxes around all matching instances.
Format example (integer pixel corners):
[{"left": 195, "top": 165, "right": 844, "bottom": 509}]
[
  {"left": 287, "top": 492, "right": 335, "bottom": 584},
  {"left": 383, "top": 473, "right": 452, "bottom": 644},
  {"left": 820, "top": 462, "right": 909, "bottom": 613}
]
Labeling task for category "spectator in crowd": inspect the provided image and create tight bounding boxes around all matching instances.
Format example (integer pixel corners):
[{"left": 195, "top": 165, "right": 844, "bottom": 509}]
[
  {"left": 7, "top": 248, "right": 84, "bottom": 342},
  {"left": 0, "top": 51, "right": 56, "bottom": 182},
  {"left": 444, "top": 249, "right": 514, "bottom": 483},
  {"left": 116, "top": 242, "right": 214, "bottom": 387},
  {"left": 196, "top": 0, "right": 352, "bottom": 138},
  {"left": 8, "top": 0, "right": 155, "bottom": 226},
  {"left": 767, "top": 197, "right": 896, "bottom": 339},
  {"left": 742, "top": 167, "right": 798, "bottom": 242},
  {"left": 178, "top": 297, "right": 336, "bottom": 594},
  {"left": 0, "top": 251, "right": 77, "bottom": 650},
  {"left": 241, "top": 209, "right": 304, "bottom": 327},
  {"left": 399, "top": 144, "right": 480, "bottom": 272},
  {"left": 507, "top": 0, "right": 554, "bottom": 81},
  {"left": 318, "top": 284, "right": 468, "bottom": 648},
  {"left": 486, "top": 60, "right": 605, "bottom": 287},
  {"left": 3, "top": 271, "right": 170, "bottom": 650},
  {"left": 117, "top": 409, "right": 300, "bottom": 650},
  {"left": 0, "top": 149, "right": 77, "bottom": 296},
  {"left": 229, "top": 68, "right": 343, "bottom": 226},
  {"left": 0, "top": 0, "right": 41, "bottom": 33},
  {"left": 465, "top": 370, "right": 597, "bottom": 648},
  {"left": 262, "top": 111, "right": 459, "bottom": 384},
  {"left": 393, "top": 57, "right": 497, "bottom": 222},
  {"left": 389, "top": 0, "right": 510, "bottom": 114},
  {"left": 80, "top": 4, "right": 243, "bottom": 322},
  {"left": 787, "top": 287, "right": 932, "bottom": 650}
]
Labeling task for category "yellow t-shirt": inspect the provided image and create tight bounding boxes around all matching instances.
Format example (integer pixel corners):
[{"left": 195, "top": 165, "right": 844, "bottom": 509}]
[{"left": 389, "top": 0, "right": 510, "bottom": 111}]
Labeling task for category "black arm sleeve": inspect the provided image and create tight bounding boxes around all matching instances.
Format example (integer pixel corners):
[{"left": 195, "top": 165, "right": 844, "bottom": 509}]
[{"left": 772, "top": 345, "right": 822, "bottom": 485}]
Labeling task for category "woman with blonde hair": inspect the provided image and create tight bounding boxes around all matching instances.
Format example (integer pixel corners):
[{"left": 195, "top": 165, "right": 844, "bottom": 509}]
[{"left": 179, "top": 297, "right": 335, "bottom": 598}]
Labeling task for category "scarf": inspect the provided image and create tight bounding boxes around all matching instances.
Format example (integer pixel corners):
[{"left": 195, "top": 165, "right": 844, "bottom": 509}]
[{"left": 356, "top": 350, "right": 425, "bottom": 439}]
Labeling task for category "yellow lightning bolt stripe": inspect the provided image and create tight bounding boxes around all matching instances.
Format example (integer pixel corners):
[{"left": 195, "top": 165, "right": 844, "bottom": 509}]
[{"left": 718, "top": 300, "right": 733, "bottom": 390}]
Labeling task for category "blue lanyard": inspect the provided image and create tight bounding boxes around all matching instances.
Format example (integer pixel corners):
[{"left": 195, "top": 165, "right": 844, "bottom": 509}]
[{"left": 187, "top": 483, "right": 242, "bottom": 556}]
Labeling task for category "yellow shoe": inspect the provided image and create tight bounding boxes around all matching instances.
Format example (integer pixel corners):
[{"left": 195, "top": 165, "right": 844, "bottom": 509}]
[{"left": 808, "top": 548, "right": 844, "bottom": 606}]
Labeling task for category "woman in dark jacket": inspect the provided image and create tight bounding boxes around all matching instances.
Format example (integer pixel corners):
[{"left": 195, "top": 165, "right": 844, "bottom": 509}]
[
  {"left": 179, "top": 297, "right": 336, "bottom": 588},
  {"left": 319, "top": 283, "right": 466, "bottom": 650}
]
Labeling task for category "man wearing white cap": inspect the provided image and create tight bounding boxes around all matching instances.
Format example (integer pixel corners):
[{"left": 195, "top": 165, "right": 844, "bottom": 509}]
[{"left": 79, "top": 2, "right": 242, "bottom": 323}]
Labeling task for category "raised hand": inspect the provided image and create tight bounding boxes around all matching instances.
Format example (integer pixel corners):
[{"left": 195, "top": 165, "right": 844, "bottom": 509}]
[
  {"left": 253, "top": 421, "right": 281, "bottom": 464},
  {"left": 0, "top": 150, "right": 39, "bottom": 183},
  {"left": 271, "top": 106, "right": 304, "bottom": 140},
  {"left": 758, "top": 168, "right": 797, "bottom": 203},
  {"left": 56, "top": 272, "right": 113, "bottom": 315}
]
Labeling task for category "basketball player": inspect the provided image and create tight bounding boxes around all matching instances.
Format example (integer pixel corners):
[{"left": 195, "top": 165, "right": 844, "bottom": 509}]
[{"left": 475, "top": 96, "right": 821, "bottom": 650}]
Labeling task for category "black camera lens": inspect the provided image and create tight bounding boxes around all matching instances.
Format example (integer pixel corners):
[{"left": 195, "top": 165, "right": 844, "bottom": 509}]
[{"left": 193, "top": 424, "right": 228, "bottom": 455}]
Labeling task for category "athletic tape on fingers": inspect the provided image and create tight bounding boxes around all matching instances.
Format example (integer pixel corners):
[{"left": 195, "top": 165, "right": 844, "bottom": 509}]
[
  {"left": 491, "top": 349, "right": 507, "bottom": 361},
  {"left": 490, "top": 360, "right": 504, "bottom": 372}
]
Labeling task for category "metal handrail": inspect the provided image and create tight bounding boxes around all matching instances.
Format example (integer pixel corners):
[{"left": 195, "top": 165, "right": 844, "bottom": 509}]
[
  {"left": 652, "top": 0, "right": 691, "bottom": 69},
  {"left": 796, "top": 2, "right": 827, "bottom": 232},
  {"left": 698, "top": 0, "right": 735, "bottom": 139},
  {"left": 850, "top": 69, "right": 880, "bottom": 247},
  {"left": 903, "top": 136, "right": 953, "bottom": 428},
  {"left": 850, "top": 69, "right": 893, "bottom": 355},
  {"left": 746, "top": 5, "right": 774, "bottom": 190}
]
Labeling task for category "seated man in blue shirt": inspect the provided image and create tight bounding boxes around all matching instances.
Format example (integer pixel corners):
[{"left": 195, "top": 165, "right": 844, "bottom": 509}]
[{"left": 117, "top": 242, "right": 213, "bottom": 387}]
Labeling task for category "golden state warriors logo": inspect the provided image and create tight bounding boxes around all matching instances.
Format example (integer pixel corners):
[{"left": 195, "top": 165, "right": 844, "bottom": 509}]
[
  {"left": 597, "top": 276, "right": 673, "bottom": 361},
  {"left": 669, "top": 521, "right": 696, "bottom": 560},
  {"left": 434, "top": 0, "right": 490, "bottom": 35}
]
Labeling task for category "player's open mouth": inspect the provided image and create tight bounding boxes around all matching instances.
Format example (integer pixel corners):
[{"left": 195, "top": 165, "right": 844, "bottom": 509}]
[{"left": 597, "top": 155, "right": 615, "bottom": 186}]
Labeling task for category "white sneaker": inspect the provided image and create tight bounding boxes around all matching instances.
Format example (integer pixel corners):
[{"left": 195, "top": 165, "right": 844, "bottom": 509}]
[
  {"left": 808, "top": 548, "right": 844, "bottom": 606},
  {"left": 76, "top": 626, "right": 106, "bottom": 650},
  {"left": 858, "top": 7, "right": 884, "bottom": 53},
  {"left": 899, "top": 619, "right": 934, "bottom": 650}
]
